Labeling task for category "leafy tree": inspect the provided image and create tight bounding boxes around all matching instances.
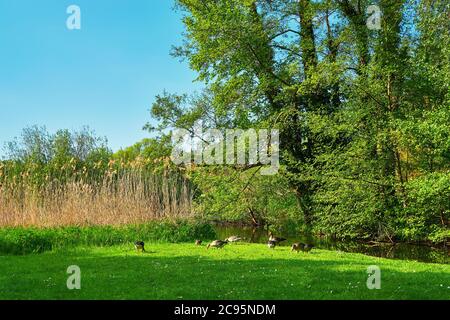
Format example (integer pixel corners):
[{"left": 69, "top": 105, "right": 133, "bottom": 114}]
[{"left": 148, "top": 0, "right": 449, "bottom": 241}]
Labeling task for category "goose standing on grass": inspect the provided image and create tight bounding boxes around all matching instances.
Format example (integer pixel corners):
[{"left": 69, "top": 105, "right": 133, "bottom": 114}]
[
  {"left": 291, "top": 243, "right": 304, "bottom": 253},
  {"left": 134, "top": 241, "right": 146, "bottom": 253},
  {"left": 267, "top": 240, "right": 277, "bottom": 249},
  {"left": 268, "top": 232, "right": 287, "bottom": 244},
  {"left": 291, "top": 242, "right": 314, "bottom": 253},
  {"left": 226, "top": 236, "right": 243, "bottom": 243},
  {"left": 303, "top": 244, "right": 314, "bottom": 253},
  {"left": 207, "top": 240, "right": 229, "bottom": 249}
]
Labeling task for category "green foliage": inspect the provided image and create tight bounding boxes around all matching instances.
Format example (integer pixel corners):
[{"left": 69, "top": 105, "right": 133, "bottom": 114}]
[
  {"left": 0, "top": 221, "right": 216, "bottom": 255},
  {"left": 145, "top": 0, "right": 450, "bottom": 243},
  {"left": 400, "top": 172, "right": 450, "bottom": 242},
  {"left": 1, "top": 126, "right": 112, "bottom": 188},
  {"left": 190, "top": 166, "right": 301, "bottom": 227},
  {"left": 114, "top": 137, "right": 171, "bottom": 163}
]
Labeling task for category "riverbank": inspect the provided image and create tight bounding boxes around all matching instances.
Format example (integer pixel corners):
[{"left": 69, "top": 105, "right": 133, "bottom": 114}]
[
  {"left": 214, "top": 225, "right": 449, "bottom": 264},
  {"left": 1, "top": 243, "right": 449, "bottom": 300}
]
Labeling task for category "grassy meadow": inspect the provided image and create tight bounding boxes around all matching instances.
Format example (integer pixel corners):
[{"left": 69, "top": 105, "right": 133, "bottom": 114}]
[{"left": 1, "top": 242, "right": 449, "bottom": 300}]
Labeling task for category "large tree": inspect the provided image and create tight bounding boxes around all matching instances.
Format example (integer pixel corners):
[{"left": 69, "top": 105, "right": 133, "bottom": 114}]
[{"left": 150, "top": 0, "right": 449, "bottom": 240}]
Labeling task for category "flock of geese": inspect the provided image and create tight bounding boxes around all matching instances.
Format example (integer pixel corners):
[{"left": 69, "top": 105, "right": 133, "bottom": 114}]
[{"left": 134, "top": 232, "right": 314, "bottom": 253}]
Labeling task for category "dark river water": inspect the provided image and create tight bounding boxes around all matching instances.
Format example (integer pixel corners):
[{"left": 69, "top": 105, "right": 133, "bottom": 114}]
[{"left": 214, "top": 225, "right": 449, "bottom": 264}]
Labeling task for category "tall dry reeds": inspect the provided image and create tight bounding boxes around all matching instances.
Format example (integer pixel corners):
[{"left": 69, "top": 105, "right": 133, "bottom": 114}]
[{"left": 0, "top": 170, "right": 192, "bottom": 227}]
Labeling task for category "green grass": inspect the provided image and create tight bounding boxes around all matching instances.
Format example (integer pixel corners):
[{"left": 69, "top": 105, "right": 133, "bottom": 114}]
[
  {"left": 0, "top": 221, "right": 216, "bottom": 255},
  {"left": 1, "top": 243, "right": 449, "bottom": 300}
]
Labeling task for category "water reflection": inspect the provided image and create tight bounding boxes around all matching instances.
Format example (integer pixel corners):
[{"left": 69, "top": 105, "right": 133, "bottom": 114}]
[{"left": 214, "top": 225, "right": 449, "bottom": 264}]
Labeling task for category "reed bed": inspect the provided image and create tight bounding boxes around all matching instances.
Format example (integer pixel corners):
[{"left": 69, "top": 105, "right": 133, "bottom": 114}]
[{"left": 0, "top": 171, "right": 192, "bottom": 227}]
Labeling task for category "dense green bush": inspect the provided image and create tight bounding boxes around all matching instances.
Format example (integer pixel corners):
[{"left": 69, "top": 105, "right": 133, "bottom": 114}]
[
  {"left": 0, "top": 220, "right": 217, "bottom": 255},
  {"left": 400, "top": 172, "right": 450, "bottom": 243}
]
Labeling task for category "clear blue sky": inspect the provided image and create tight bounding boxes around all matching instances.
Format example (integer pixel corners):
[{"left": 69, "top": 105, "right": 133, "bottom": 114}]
[{"left": 0, "top": 0, "right": 201, "bottom": 156}]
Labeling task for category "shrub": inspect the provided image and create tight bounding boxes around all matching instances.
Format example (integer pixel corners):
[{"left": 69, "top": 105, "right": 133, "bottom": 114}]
[
  {"left": 0, "top": 220, "right": 216, "bottom": 255},
  {"left": 400, "top": 172, "right": 450, "bottom": 243}
]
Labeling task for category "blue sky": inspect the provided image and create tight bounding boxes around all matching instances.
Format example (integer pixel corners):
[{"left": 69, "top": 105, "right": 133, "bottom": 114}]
[{"left": 0, "top": 0, "right": 201, "bottom": 156}]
